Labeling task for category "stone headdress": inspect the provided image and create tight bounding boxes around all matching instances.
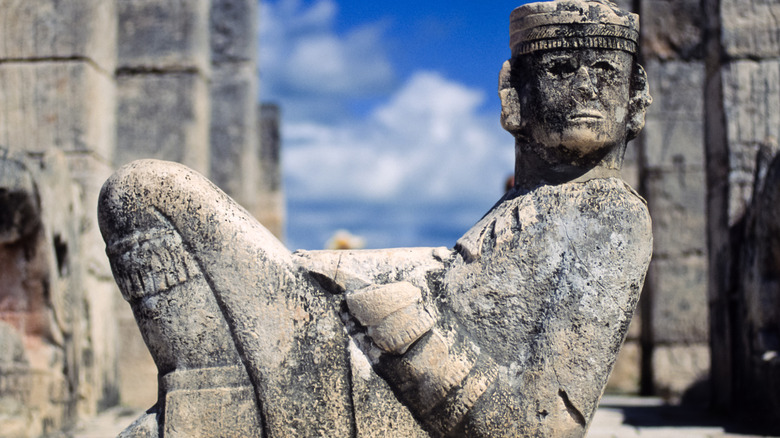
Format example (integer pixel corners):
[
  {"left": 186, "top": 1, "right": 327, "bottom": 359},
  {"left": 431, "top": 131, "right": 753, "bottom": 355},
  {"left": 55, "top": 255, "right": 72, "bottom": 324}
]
[{"left": 510, "top": 0, "right": 639, "bottom": 57}]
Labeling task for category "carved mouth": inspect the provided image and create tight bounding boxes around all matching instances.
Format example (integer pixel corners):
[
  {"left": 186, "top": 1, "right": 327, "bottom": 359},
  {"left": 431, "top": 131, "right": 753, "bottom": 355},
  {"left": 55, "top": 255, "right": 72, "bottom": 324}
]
[{"left": 569, "top": 110, "right": 604, "bottom": 121}]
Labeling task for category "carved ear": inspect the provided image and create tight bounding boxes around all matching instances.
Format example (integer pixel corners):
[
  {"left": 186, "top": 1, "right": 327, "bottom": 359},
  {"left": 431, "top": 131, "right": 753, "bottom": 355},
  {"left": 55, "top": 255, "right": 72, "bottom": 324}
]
[
  {"left": 627, "top": 63, "right": 653, "bottom": 140},
  {"left": 499, "top": 60, "right": 523, "bottom": 135}
]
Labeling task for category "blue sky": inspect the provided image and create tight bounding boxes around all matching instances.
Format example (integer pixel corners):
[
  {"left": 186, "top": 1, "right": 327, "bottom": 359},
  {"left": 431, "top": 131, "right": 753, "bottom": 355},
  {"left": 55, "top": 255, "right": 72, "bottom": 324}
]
[{"left": 259, "top": 0, "right": 530, "bottom": 249}]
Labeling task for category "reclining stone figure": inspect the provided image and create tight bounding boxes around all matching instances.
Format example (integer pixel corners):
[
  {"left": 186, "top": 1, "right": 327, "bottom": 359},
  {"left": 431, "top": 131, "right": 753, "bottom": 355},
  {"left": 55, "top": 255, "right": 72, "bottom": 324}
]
[{"left": 99, "top": 1, "right": 653, "bottom": 436}]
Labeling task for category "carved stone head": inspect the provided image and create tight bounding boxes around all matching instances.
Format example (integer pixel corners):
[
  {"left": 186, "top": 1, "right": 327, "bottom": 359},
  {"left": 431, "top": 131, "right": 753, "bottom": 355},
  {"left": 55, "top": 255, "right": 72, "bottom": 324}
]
[{"left": 500, "top": 0, "right": 652, "bottom": 174}]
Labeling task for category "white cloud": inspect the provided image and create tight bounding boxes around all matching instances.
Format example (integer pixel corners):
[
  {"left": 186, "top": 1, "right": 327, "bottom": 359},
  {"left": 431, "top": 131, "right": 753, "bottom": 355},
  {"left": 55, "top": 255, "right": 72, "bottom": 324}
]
[
  {"left": 260, "top": 0, "right": 395, "bottom": 119},
  {"left": 283, "top": 71, "right": 514, "bottom": 204},
  {"left": 260, "top": 1, "right": 515, "bottom": 248}
]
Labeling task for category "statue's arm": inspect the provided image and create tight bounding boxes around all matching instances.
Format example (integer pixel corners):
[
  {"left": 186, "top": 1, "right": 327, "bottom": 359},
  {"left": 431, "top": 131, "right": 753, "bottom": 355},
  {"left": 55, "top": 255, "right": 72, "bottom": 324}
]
[{"left": 295, "top": 248, "right": 501, "bottom": 437}]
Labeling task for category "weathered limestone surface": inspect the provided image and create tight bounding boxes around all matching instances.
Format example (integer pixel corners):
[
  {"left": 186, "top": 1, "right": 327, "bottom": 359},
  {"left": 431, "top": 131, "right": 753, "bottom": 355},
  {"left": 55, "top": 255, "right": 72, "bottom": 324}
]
[
  {"left": 256, "top": 104, "right": 285, "bottom": 239},
  {"left": 117, "top": 0, "right": 209, "bottom": 73},
  {"left": 0, "top": 62, "right": 115, "bottom": 158},
  {"left": 116, "top": 0, "right": 211, "bottom": 175},
  {"left": 0, "top": 149, "right": 112, "bottom": 436},
  {"left": 115, "top": 73, "right": 210, "bottom": 173},
  {"left": 0, "top": 0, "right": 117, "bottom": 70},
  {"left": 705, "top": 0, "right": 780, "bottom": 425},
  {"left": 635, "top": 0, "right": 709, "bottom": 398},
  {"left": 721, "top": 60, "right": 780, "bottom": 222},
  {"left": 721, "top": 0, "right": 780, "bottom": 59},
  {"left": 98, "top": 1, "right": 653, "bottom": 436},
  {"left": 0, "top": 0, "right": 273, "bottom": 433},
  {"left": 209, "top": 0, "right": 258, "bottom": 215},
  {"left": 0, "top": 1, "right": 121, "bottom": 434},
  {"left": 210, "top": 0, "right": 257, "bottom": 64}
]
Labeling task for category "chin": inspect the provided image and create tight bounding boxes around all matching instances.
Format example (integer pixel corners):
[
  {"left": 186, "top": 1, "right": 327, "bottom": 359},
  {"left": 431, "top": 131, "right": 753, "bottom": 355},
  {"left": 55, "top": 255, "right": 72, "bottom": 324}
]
[{"left": 556, "top": 127, "right": 611, "bottom": 156}]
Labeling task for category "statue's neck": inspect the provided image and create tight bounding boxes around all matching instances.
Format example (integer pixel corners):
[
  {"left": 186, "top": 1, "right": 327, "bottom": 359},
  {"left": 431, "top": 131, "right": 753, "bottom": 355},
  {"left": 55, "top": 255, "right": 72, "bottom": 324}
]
[{"left": 513, "top": 140, "right": 625, "bottom": 191}]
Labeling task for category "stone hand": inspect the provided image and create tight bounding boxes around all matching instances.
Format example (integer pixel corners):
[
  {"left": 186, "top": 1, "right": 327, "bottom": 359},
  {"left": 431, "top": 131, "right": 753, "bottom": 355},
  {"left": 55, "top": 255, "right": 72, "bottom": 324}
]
[{"left": 346, "top": 282, "right": 435, "bottom": 355}]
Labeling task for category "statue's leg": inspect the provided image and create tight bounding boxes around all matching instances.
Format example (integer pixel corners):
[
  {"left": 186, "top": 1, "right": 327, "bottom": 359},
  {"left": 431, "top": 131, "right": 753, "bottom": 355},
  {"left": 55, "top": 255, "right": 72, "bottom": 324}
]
[{"left": 99, "top": 160, "right": 354, "bottom": 437}]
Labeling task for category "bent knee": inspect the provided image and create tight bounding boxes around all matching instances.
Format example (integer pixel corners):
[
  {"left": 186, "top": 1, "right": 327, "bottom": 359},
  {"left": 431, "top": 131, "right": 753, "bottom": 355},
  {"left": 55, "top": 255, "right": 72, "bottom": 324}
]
[{"left": 98, "top": 159, "right": 214, "bottom": 243}]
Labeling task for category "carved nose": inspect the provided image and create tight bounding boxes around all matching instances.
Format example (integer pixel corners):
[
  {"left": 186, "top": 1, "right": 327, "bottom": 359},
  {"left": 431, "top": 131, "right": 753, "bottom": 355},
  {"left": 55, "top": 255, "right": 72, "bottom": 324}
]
[{"left": 573, "top": 67, "right": 597, "bottom": 99}]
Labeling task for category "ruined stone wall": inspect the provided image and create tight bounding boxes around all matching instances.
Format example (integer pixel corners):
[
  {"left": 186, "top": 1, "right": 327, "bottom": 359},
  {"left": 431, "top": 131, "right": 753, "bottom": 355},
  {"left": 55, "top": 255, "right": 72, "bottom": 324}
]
[
  {"left": 636, "top": 0, "right": 711, "bottom": 399},
  {"left": 0, "top": 0, "right": 272, "bottom": 434},
  {"left": 0, "top": 1, "right": 120, "bottom": 434},
  {"left": 705, "top": 0, "right": 780, "bottom": 423},
  {"left": 257, "top": 103, "right": 285, "bottom": 240},
  {"left": 603, "top": 0, "right": 711, "bottom": 400}
]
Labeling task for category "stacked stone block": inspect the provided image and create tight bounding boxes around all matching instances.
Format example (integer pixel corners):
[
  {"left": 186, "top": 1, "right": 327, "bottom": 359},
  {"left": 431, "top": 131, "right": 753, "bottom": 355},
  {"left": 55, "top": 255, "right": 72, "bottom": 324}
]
[
  {"left": 602, "top": 0, "right": 711, "bottom": 399},
  {"left": 0, "top": 0, "right": 120, "bottom": 435},
  {"left": 115, "top": 0, "right": 211, "bottom": 174},
  {"left": 636, "top": 0, "right": 711, "bottom": 399},
  {"left": 705, "top": 0, "right": 780, "bottom": 423},
  {"left": 209, "top": 0, "right": 260, "bottom": 215},
  {"left": 0, "top": 0, "right": 271, "bottom": 433},
  {"left": 257, "top": 103, "right": 285, "bottom": 240}
]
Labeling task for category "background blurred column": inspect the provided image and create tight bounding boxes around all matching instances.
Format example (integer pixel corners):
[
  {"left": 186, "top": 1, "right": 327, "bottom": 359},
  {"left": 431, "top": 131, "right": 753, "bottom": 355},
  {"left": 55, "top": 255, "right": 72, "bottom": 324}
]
[
  {"left": 209, "top": 0, "right": 260, "bottom": 217},
  {"left": 115, "top": 0, "right": 211, "bottom": 174},
  {"left": 705, "top": 0, "right": 780, "bottom": 421},
  {"left": 0, "top": 0, "right": 119, "bottom": 434},
  {"left": 257, "top": 103, "right": 285, "bottom": 240},
  {"left": 636, "top": 0, "right": 710, "bottom": 399}
]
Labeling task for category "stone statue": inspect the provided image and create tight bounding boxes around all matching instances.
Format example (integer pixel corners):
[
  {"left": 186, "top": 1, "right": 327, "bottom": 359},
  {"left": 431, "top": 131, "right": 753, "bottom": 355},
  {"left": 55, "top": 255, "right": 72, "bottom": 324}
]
[{"left": 99, "top": 1, "right": 652, "bottom": 436}]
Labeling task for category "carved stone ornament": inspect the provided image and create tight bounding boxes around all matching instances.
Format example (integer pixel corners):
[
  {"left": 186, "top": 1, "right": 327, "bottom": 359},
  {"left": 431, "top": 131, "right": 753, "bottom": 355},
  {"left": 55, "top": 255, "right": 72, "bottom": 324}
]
[{"left": 99, "top": 1, "right": 652, "bottom": 436}]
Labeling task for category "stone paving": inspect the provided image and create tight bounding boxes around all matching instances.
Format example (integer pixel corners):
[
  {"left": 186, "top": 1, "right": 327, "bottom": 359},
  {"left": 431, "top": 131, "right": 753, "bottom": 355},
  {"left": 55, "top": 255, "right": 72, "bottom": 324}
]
[
  {"left": 69, "top": 395, "right": 780, "bottom": 437},
  {"left": 589, "top": 396, "right": 779, "bottom": 438}
]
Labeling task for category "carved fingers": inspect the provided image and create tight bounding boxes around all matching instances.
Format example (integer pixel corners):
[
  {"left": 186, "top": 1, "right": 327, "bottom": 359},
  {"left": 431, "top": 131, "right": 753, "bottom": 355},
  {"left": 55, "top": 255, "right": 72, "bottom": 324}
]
[{"left": 346, "top": 282, "right": 435, "bottom": 355}]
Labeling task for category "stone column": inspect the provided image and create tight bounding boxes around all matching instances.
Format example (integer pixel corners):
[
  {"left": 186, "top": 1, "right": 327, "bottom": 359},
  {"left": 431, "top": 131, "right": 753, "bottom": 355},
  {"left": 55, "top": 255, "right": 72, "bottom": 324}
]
[
  {"left": 209, "top": 0, "right": 259, "bottom": 214},
  {"left": 257, "top": 103, "right": 285, "bottom": 240},
  {"left": 0, "top": 0, "right": 119, "bottom": 434},
  {"left": 705, "top": 0, "right": 780, "bottom": 419},
  {"left": 115, "top": 0, "right": 211, "bottom": 175},
  {"left": 636, "top": 0, "right": 710, "bottom": 399}
]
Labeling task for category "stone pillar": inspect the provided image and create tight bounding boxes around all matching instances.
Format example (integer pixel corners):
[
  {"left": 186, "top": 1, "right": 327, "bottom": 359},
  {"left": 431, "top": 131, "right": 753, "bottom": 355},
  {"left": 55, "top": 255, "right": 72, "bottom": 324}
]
[
  {"left": 115, "top": 0, "right": 211, "bottom": 175},
  {"left": 636, "top": 0, "right": 710, "bottom": 399},
  {"left": 705, "top": 0, "right": 780, "bottom": 420},
  {"left": 257, "top": 103, "right": 285, "bottom": 240},
  {"left": 209, "top": 0, "right": 259, "bottom": 214},
  {"left": 0, "top": 0, "right": 119, "bottom": 434}
]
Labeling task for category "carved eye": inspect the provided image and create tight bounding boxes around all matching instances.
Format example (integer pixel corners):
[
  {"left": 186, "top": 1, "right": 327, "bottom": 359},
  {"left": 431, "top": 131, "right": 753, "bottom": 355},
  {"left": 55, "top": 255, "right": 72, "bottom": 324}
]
[
  {"left": 547, "top": 60, "right": 577, "bottom": 77},
  {"left": 592, "top": 61, "right": 617, "bottom": 73}
]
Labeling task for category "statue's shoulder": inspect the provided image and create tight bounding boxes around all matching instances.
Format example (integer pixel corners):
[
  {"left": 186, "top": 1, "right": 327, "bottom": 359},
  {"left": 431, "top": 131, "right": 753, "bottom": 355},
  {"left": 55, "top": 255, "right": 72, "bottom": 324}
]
[{"left": 456, "top": 177, "right": 651, "bottom": 263}]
